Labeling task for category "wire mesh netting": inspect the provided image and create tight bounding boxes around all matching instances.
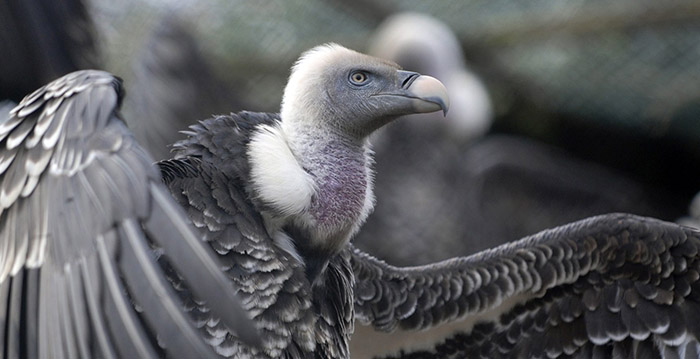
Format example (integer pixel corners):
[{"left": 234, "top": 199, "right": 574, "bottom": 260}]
[{"left": 90, "top": 0, "right": 700, "bottom": 136}]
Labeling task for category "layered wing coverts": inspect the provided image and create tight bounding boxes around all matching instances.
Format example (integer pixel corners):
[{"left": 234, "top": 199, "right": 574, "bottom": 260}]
[
  {"left": 353, "top": 214, "right": 700, "bottom": 358},
  {"left": 0, "top": 70, "right": 256, "bottom": 359}
]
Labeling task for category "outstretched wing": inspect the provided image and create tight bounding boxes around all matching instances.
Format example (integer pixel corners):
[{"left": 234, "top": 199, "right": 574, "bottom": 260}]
[
  {"left": 351, "top": 213, "right": 700, "bottom": 358},
  {"left": 0, "top": 70, "right": 257, "bottom": 359}
]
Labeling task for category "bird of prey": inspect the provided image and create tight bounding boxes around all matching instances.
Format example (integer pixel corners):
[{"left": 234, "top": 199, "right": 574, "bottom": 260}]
[
  {"left": 3, "top": 43, "right": 700, "bottom": 359},
  {"left": 0, "top": 43, "right": 450, "bottom": 358}
]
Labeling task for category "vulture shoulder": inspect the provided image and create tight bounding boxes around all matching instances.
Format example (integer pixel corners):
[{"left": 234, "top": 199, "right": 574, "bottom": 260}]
[
  {"left": 351, "top": 213, "right": 700, "bottom": 358},
  {"left": 0, "top": 70, "right": 257, "bottom": 359},
  {"left": 158, "top": 112, "right": 355, "bottom": 358}
]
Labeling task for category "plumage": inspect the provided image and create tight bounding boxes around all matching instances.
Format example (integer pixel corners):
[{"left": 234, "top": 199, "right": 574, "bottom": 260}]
[
  {"left": 4, "top": 41, "right": 700, "bottom": 359},
  {"left": 0, "top": 70, "right": 258, "bottom": 358}
]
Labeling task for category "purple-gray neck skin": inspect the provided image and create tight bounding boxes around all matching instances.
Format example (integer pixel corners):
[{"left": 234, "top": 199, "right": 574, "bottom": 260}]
[
  {"left": 247, "top": 43, "right": 448, "bottom": 282},
  {"left": 302, "top": 138, "right": 368, "bottom": 226},
  {"left": 283, "top": 126, "right": 374, "bottom": 256}
]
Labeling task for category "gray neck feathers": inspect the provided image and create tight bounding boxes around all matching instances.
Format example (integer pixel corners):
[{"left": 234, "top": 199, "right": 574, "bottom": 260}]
[
  {"left": 276, "top": 93, "right": 377, "bottom": 277},
  {"left": 286, "top": 131, "right": 371, "bottom": 285},
  {"left": 291, "top": 129, "right": 370, "bottom": 235}
]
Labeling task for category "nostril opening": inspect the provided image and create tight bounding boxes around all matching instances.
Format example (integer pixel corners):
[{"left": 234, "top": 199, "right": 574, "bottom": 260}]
[{"left": 402, "top": 74, "right": 419, "bottom": 89}]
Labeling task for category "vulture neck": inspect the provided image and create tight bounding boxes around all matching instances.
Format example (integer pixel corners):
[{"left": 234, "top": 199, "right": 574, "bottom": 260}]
[
  {"left": 249, "top": 114, "right": 375, "bottom": 283},
  {"left": 283, "top": 118, "right": 374, "bottom": 238},
  {"left": 283, "top": 119, "right": 375, "bottom": 283}
]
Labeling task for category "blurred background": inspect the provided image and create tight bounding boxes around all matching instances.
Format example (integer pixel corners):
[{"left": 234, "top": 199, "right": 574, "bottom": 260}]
[{"left": 2, "top": 0, "right": 700, "bottom": 265}]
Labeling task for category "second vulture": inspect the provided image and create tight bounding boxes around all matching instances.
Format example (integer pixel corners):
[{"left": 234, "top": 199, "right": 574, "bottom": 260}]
[{"left": 1, "top": 43, "right": 699, "bottom": 359}]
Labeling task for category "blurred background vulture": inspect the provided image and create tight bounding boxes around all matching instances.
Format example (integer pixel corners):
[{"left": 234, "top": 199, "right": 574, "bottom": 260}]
[
  {"left": 353, "top": 11, "right": 682, "bottom": 266},
  {"left": 3, "top": 0, "right": 700, "bottom": 358},
  {"left": 122, "top": 13, "right": 244, "bottom": 160}
]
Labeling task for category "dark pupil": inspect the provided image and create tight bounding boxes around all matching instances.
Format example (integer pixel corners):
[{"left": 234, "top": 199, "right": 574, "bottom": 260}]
[{"left": 354, "top": 73, "right": 364, "bottom": 82}]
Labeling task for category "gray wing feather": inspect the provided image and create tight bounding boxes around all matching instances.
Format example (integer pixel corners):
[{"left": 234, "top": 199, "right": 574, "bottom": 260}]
[
  {"left": 0, "top": 70, "right": 258, "bottom": 358},
  {"left": 117, "top": 218, "right": 216, "bottom": 358},
  {"left": 95, "top": 229, "right": 160, "bottom": 359},
  {"left": 352, "top": 213, "right": 700, "bottom": 358}
]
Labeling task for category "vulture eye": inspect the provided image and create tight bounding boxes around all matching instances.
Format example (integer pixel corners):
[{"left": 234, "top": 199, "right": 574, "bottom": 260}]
[{"left": 349, "top": 71, "right": 369, "bottom": 86}]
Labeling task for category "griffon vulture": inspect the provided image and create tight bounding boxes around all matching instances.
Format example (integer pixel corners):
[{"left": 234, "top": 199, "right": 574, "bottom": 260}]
[{"left": 2, "top": 43, "right": 699, "bottom": 359}]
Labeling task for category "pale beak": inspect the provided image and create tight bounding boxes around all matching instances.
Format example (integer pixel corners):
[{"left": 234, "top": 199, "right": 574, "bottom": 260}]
[{"left": 396, "top": 71, "right": 450, "bottom": 116}]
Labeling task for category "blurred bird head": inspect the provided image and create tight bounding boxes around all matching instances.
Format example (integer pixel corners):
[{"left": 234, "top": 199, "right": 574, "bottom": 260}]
[{"left": 369, "top": 12, "right": 492, "bottom": 142}]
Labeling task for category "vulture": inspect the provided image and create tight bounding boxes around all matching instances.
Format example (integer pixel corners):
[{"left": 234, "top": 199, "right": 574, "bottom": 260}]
[
  {"left": 158, "top": 43, "right": 449, "bottom": 358},
  {"left": 357, "top": 12, "right": 678, "bottom": 266},
  {"left": 2, "top": 43, "right": 700, "bottom": 359}
]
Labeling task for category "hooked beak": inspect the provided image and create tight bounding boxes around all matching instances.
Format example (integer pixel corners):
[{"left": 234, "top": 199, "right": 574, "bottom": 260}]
[
  {"left": 395, "top": 70, "right": 449, "bottom": 116},
  {"left": 371, "top": 70, "right": 449, "bottom": 116}
]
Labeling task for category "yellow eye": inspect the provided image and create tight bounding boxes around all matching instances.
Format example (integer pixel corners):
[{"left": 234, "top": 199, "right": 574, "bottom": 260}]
[{"left": 349, "top": 71, "right": 368, "bottom": 85}]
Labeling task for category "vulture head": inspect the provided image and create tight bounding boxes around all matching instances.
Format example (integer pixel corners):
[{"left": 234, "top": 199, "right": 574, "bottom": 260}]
[
  {"left": 250, "top": 43, "right": 449, "bottom": 283},
  {"left": 280, "top": 43, "right": 448, "bottom": 141}
]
